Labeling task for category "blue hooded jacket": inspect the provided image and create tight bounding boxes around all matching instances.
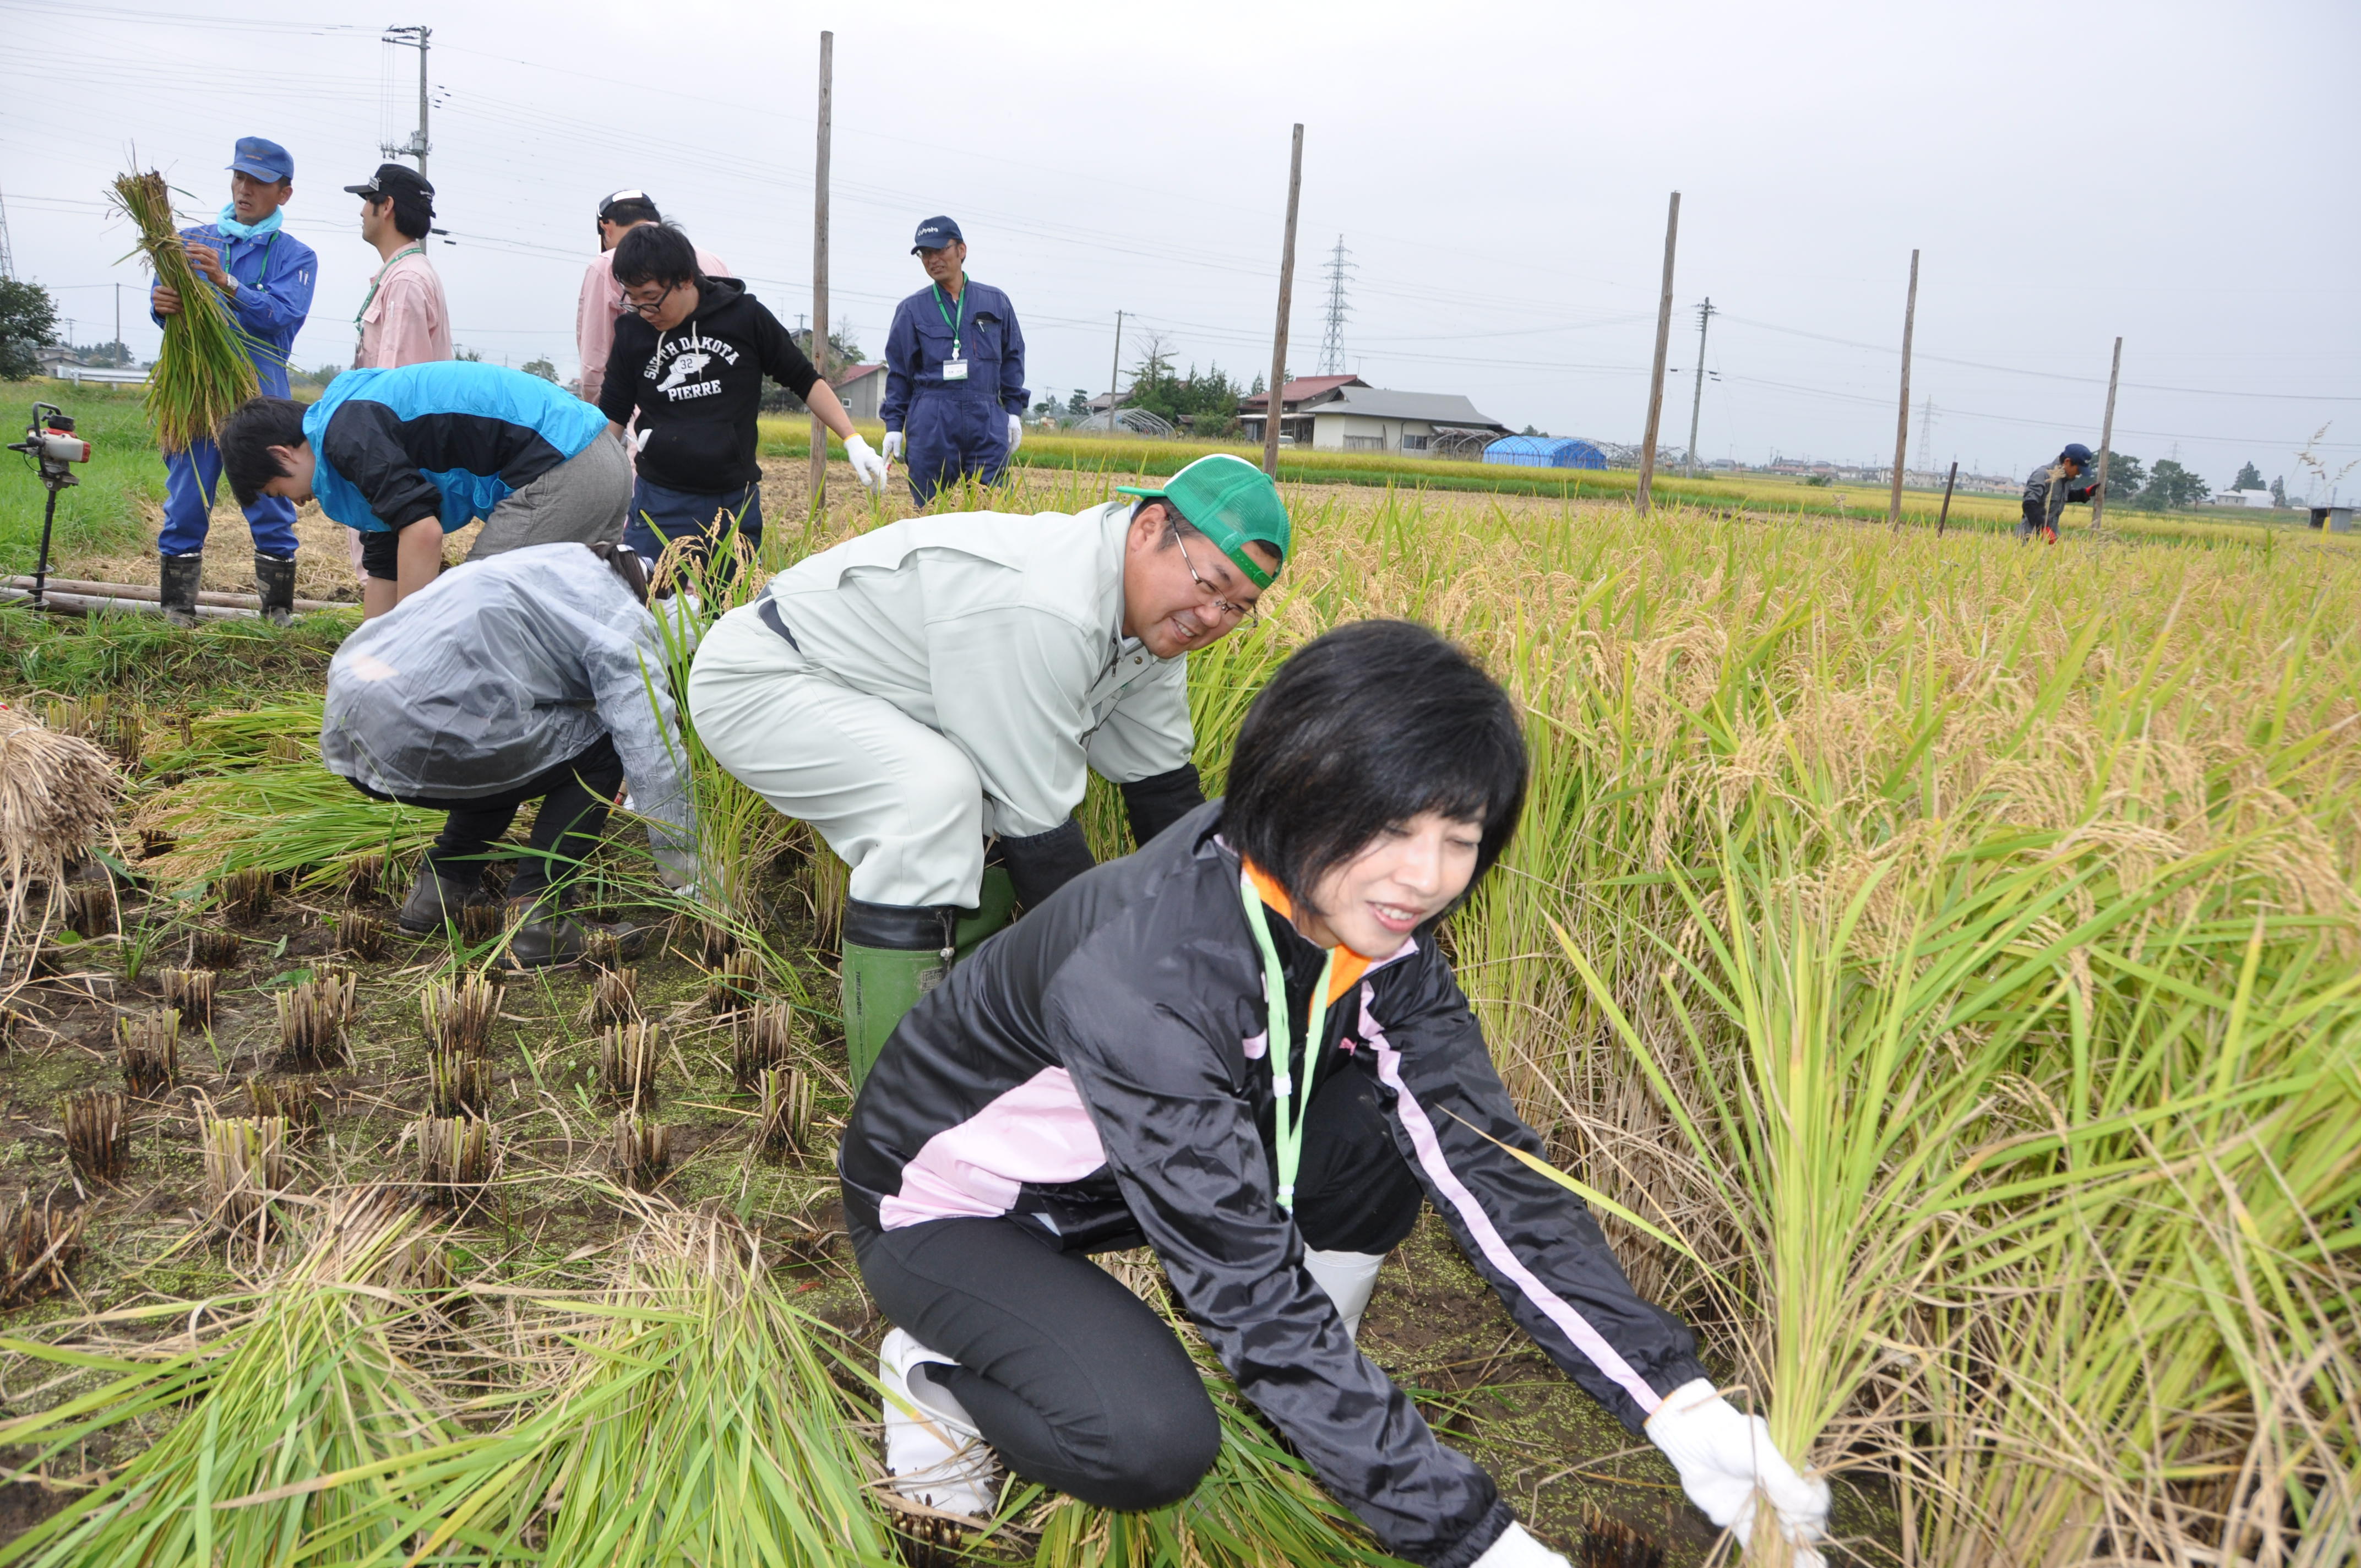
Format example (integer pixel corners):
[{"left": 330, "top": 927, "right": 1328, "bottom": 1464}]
[
  {"left": 150, "top": 219, "right": 316, "bottom": 398},
  {"left": 302, "top": 362, "right": 610, "bottom": 533}
]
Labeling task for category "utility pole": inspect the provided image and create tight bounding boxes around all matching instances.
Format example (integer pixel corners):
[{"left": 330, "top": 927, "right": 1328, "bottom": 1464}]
[
  {"left": 1635, "top": 191, "right": 1680, "bottom": 514},
  {"left": 1918, "top": 395, "right": 1934, "bottom": 480},
  {"left": 1887, "top": 248, "right": 1919, "bottom": 529},
  {"left": 1316, "top": 236, "right": 1353, "bottom": 377},
  {"left": 0, "top": 186, "right": 13, "bottom": 279},
  {"left": 2092, "top": 336, "right": 2122, "bottom": 531},
  {"left": 1683, "top": 296, "right": 1715, "bottom": 479},
  {"left": 808, "top": 30, "right": 833, "bottom": 511},
  {"left": 380, "top": 26, "right": 432, "bottom": 178},
  {"left": 113, "top": 282, "right": 121, "bottom": 364},
  {"left": 1936, "top": 460, "right": 1959, "bottom": 536},
  {"left": 1263, "top": 124, "right": 1304, "bottom": 478},
  {"left": 1106, "top": 311, "right": 1124, "bottom": 432}
]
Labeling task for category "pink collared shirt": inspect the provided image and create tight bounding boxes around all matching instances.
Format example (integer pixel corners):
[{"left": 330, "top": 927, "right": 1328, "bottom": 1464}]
[
  {"left": 575, "top": 242, "right": 730, "bottom": 403},
  {"left": 353, "top": 248, "right": 452, "bottom": 369}
]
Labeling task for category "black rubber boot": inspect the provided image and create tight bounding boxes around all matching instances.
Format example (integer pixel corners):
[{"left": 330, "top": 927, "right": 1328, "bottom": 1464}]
[
  {"left": 397, "top": 862, "right": 485, "bottom": 933},
  {"left": 160, "top": 552, "right": 204, "bottom": 628},
  {"left": 254, "top": 553, "right": 297, "bottom": 626},
  {"left": 500, "top": 894, "right": 643, "bottom": 971}
]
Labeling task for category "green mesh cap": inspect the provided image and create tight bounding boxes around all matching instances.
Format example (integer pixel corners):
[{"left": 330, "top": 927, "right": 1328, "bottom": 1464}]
[{"left": 1116, "top": 454, "right": 1291, "bottom": 589}]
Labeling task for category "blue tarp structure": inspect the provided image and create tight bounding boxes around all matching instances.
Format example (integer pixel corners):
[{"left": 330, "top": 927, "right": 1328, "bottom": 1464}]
[{"left": 1483, "top": 435, "right": 1609, "bottom": 470}]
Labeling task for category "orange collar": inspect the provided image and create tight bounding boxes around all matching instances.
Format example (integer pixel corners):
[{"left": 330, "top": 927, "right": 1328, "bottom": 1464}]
[{"left": 1243, "top": 859, "right": 1373, "bottom": 1007}]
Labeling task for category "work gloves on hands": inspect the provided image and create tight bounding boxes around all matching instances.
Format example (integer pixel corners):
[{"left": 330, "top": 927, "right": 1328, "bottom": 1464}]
[
  {"left": 1007, "top": 413, "right": 1024, "bottom": 451},
  {"left": 1646, "top": 1379, "right": 1830, "bottom": 1561},
  {"left": 882, "top": 429, "right": 905, "bottom": 462},
  {"left": 844, "top": 433, "right": 890, "bottom": 497},
  {"left": 1470, "top": 1523, "right": 1567, "bottom": 1567}
]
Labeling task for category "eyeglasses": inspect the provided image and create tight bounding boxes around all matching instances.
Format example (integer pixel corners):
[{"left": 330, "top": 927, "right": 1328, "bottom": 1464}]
[
  {"left": 623, "top": 280, "right": 681, "bottom": 318},
  {"left": 1169, "top": 525, "right": 1259, "bottom": 629}
]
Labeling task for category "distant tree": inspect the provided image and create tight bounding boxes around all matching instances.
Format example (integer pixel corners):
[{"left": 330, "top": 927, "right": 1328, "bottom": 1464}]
[
  {"left": 520, "top": 356, "right": 558, "bottom": 383},
  {"left": 0, "top": 278, "right": 60, "bottom": 381},
  {"left": 1032, "top": 392, "right": 1057, "bottom": 416},
  {"left": 297, "top": 363, "right": 344, "bottom": 389},
  {"left": 1066, "top": 389, "right": 1090, "bottom": 416},
  {"left": 2097, "top": 449, "right": 2145, "bottom": 502},
  {"left": 1247, "top": 372, "right": 1265, "bottom": 398},
  {"left": 2233, "top": 460, "right": 2264, "bottom": 491},
  {"left": 788, "top": 326, "right": 863, "bottom": 367},
  {"left": 1519, "top": 424, "right": 1541, "bottom": 437},
  {"left": 2137, "top": 459, "right": 2212, "bottom": 511},
  {"left": 454, "top": 346, "right": 484, "bottom": 363},
  {"left": 2271, "top": 476, "right": 2288, "bottom": 507}
]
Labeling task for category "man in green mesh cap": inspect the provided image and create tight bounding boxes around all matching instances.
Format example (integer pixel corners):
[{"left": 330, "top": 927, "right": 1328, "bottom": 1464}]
[{"left": 689, "top": 453, "right": 1290, "bottom": 1085}]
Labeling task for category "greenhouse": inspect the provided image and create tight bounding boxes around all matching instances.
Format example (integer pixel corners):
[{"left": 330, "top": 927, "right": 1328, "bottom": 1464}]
[{"left": 1483, "top": 435, "right": 1611, "bottom": 469}]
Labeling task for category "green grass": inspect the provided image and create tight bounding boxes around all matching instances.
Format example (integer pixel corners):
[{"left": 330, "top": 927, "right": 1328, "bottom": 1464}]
[
  {"left": 0, "top": 601, "right": 350, "bottom": 703},
  {"left": 0, "top": 381, "right": 170, "bottom": 576}
]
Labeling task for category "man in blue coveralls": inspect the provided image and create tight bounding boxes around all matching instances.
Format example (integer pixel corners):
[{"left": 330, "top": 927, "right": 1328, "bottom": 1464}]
[
  {"left": 150, "top": 136, "right": 317, "bottom": 626},
  {"left": 880, "top": 216, "right": 1028, "bottom": 504}
]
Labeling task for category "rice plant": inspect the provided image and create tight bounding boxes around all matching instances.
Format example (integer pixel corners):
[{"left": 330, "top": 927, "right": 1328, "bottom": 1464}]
[
  {"left": 599, "top": 1019, "right": 661, "bottom": 1107},
  {"left": 421, "top": 973, "right": 499, "bottom": 1057},
  {"left": 427, "top": 1047, "right": 486, "bottom": 1117},
  {"left": 610, "top": 1111, "right": 669, "bottom": 1191},
  {"left": 340, "top": 907, "right": 388, "bottom": 961},
  {"left": 184, "top": 926, "right": 240, "bottom": 969},
  {"left": 0, "top": 1196, "right": 83, "bottom": 1307},
  {"left": 158, "top": 965, "right": 215, "bottom": 1026},
  {"left": 199, "top": 1114, "right": 287, "bottom": 1234},
  {"left": 61, "top": 1089, "right": 126, "bottom": 1182},
  {"left": 735, "top": 999, "right": 797, "bottom": 1092},
  {"left": 578, "top": 962, "right": 639, "bottom": 1028},
  {"left": 0, "top": 705, "right": 121, "bottom": 976},
  {"left": 219, "top": 864, "right": 273, "bottom": 924},
  {"left": 110, "top": 168, "right": 263, "bottom": 453},
  {"left": 414, "top": 1115, "right": 494, "bottom": 1216},
  {"left": 246, "top": 1074, "right": 325, "bottom": 1133},
  {"left": 275, "top": 967, "right": 356, "bottom": 1070},
  {"left": 61, "top": 879, "right": 115, "bottom": 938},
  {"left": 704, "top": 948, "right": 762, "bottom": 1015},
  {"left": 116, "top": 1005, "right": 178, "bottom": 1097},
  {"left": 754, "top": 1065, "right": 812, "bottom": 1162}
]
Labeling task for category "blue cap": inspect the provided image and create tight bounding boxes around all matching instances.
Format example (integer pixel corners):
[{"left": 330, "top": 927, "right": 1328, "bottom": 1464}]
[
  {"left": 2061, "top": 442, "right": 2095, "bottom": 466},
  {"left": 227, "top": 137, "right": 294, "bottom": 183},
  {"left": 911, "top": 215, "right": 964, "bottom": 254}
]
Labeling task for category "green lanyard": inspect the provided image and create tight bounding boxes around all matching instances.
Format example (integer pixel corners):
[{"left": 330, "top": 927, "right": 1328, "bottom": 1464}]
[
  {"left": 1240, "top": 870, "right": 1336, "bottom": 1213},
  {"left": 352, "top": 245, "right": 423, "bottom": 326},
  {"left": 931, "top": 276, "right": 968, "bottom": 360}
]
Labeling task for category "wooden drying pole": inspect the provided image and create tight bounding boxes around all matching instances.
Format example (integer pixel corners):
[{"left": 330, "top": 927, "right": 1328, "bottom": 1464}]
[
  {"left": 1263, "top": 124, "right": 1304, "bottom": 479},
  {"left": 1634, "top": 192, "right": 1680, "bottom": 514},
  {"left": 1887, "top": 248, "right": 1919, "bottom": 529},
  {"left": 808, "top": 30, "right": 834, "bottom": 513},
  {"left": 1106, "top": 311, "right": 1124, "bottom": 432},
  {"left": 1936, "top": 460, "right": 1959, "bottom": 535},
  {"left": 2092, "top": 336, "right": 2122, "bottom": 530}
]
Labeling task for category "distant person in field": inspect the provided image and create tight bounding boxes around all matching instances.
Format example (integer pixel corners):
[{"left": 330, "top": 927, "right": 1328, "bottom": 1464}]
[
  {"left": 149, "top": 136, "right": 317, "bottom": 628},
  {"left": 840, "top": 620, "right": 1831, "bottom": 1567},
  {"left": 2018, "top": 442, "right": 2101, "bottom": 543},
  {"left": 574, "top": 190, "right": 728, "bottom": 409},
  {"left": 216, "top": 362, "right": 628, "bottom": 619},
  {"left": 881, "top": 216, "right": 1030, "bottom": 502},
  {"left": 596, "top": 221, "right": 887, "bottom": 584},
  {"left": 320, "top": 541, "right": 695, "bottom": 967},
  {"left": 342, "top": 161, "right": 452, "bottom": 579}
]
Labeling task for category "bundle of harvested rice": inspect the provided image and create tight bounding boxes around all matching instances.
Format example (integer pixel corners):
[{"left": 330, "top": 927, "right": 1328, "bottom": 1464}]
[
  {"left": 110, "top": 168, "right": 262, "bottom": 453},
  {"left": 0, "top": 705, "right": 123, "bottom": 975}
]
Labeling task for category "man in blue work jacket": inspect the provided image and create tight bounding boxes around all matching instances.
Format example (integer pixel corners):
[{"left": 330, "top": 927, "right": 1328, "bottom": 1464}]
[
  {"left": 880, "top": 216, "right": 1029, "bottom": 504},
  {"left": 150, "top": 136, "right": 317, "bottom": 627}
]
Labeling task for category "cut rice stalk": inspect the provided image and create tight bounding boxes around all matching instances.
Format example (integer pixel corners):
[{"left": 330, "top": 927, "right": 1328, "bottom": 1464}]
[
  {"left": 599, "top": 1019, "right": 661, "bottom": 1107},
  {"left": 199, "top": 1115, "right": 287, "bottom": 1234},
  {"left": 159, "top": 966, "right": 215, "bottom": 1027},
  {"left": 415, "top": 1115, "right": 495, "bottom": 1218},
  {"left": 274, "top": 968, "right": 355, "bottom": 1070},
  {"left": 577, "top": 963, "right": 638, "bottom": 1029},
  {"left": 117, "top": 1006, "right": 179, "bottom": 1098},
  {"left": 421, "top": 974, "right": 499, "bottom": 1057},
  {"left": 734, "top": 999, "right": 796, "bottom": 1092},
  {"left": 0, "top": 1195, "right": 84, "bottom": 1307},
  {"left": 754, "top": 1065, "right": 812, "bottom": 1163},
  {"left": 61, "top": 1089, "right": 126, "bottom": 1182},
  {"left": 610, "top": 1112, "right": 669, "bottom": 1191}
]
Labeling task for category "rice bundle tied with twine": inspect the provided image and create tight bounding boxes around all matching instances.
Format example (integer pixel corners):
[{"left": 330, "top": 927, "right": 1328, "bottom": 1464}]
[
  {"left": 0, "top": 706, "right": 123, "bottom": 975},
  {"left": 110, "top": 168, "right": 262, "bottom": 454}
]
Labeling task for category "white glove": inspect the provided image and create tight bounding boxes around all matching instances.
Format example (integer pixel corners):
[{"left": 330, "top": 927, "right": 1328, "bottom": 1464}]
[
  {"left": 1007, "top": 413, "right": 1024, "bottom": 451},
  {"left": 651, "top": 845, "right": 701, "bottom": 891},
  {"left": 844, "top": 433, "right": 890, "bottom": 497},
  {"left": 1470, "top": 1522, "right": 1568, "bottom": 1568},
  {"left": 882, "top": 429, "right": 905, "bottom": 462},
  {"left": 1646, "top": 1379, "right": 1830, "bottom": 1561}
]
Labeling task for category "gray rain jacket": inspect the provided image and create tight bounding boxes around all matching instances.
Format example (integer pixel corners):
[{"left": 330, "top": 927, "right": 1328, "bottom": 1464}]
[
  {"left": 839, "top": 802, "right": 1709, "bottom": 1568},
  {"left": 320, "top": 543, "right": 694, "bottom": 858}
]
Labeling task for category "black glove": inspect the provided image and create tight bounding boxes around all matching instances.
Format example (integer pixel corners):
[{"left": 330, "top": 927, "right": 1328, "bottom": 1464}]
[
  {"left": 999, "top": 819, "right": 1096, "bottom": 911},
  {"left": 1119, "top": 763, "right": 1204, "bottom": 849}
]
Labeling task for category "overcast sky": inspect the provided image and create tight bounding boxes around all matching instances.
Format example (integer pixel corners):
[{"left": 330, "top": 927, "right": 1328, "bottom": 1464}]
[{"left": 6, "top": 0, "right": 2357, "bottom": 490}]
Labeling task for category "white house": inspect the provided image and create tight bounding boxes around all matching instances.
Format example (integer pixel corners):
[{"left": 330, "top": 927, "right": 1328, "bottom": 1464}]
[
  {"left": 2216, "top": 488, "right": 2276, "bottom": 509},
  {"left": 831, "top": 363, "right": 886, "bottom": 423},
  {"left": 1301, "top": 388, "right": 1509, "bottom": 458}
]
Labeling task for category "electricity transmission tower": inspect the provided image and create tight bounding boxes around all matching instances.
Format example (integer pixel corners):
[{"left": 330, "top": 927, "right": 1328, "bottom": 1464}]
[{"left": 1316, "top": 236, "right": 1354, "bottom": 377}]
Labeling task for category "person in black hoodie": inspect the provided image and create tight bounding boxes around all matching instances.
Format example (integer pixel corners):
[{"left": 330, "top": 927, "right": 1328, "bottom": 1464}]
[{"left": 599, "top": 222, "right": 888, "bottom": 579}]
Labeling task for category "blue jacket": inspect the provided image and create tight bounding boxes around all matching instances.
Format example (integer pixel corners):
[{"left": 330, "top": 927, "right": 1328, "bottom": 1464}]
[
  {"left": 882, "top": 279, "right": 1028, "bottom": 430},
  {"left": 302, "top": 362, "right": 610, "bottom": 533},
  {"left": 150, "top": 221, "right": 315, "bottom": 398}
]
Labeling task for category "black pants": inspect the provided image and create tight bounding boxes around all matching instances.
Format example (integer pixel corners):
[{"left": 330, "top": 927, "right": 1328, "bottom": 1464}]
[
  {"left": 358, "top": 734, "right": 625, "bottom": 900},
  {"left": 848, "top": 1064, "right": 1423, "bottom": 1512}
]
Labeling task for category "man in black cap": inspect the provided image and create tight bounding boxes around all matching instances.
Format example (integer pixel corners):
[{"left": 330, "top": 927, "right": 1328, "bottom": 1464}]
[
  {"left": 575, "top": 190, "right": 727, "bottom": 406},
  {"left": 2019, "top": 443, "right": 2102, "bottom": 543},
  {"left": 881, "top": 216, "right": 1029, "bottom": 503},
  {"left": 346, "top": 163, "right": 449, "bottom": 370}
]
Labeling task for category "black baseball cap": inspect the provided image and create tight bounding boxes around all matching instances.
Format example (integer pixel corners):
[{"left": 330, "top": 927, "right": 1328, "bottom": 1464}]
[
  {"left": 599, "top": 189, "right": 660, "bottom": 222},
  {"left": 911, "top": 215, "right": 964, "bottom": 253},
  {"left": 345, "top": 162, "right": 434, "bottom": 205}
]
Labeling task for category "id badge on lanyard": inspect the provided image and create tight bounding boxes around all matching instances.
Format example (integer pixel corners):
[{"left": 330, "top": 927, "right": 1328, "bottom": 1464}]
[{"left": 942, "top": 357, "right": 970, "bottom": 382}]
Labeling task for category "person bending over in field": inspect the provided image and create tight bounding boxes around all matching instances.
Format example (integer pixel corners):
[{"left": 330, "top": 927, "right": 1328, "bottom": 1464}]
[
  {"left": 838, "top": 619, "right": 1830, "bottom": 1566},
  {"left": 219, "top": 361, "right": 631, "bottom": 619},
  {"left": 2018, "top": 442, "right": 2101, "bottom": 543},
  {"left": 319, "top": 541, "right": 697, "bottom": 967}
]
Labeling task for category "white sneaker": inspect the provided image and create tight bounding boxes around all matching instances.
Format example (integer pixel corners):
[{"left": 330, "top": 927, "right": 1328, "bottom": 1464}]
[{"left": 879, "top": 1327, "right": 997, "bottom": 1516}]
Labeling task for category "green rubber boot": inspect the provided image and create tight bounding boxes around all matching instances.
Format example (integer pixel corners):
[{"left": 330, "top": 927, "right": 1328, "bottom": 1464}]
[
  {"left": 954, "top": 865, "right": 1018, "bottom": 960},
  {"left": 842, "top": 942, "right": 948, "bottom": 1090}
]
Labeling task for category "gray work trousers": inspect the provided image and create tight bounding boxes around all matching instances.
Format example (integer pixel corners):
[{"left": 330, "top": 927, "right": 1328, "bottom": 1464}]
[
  {"left": 467, "top": 428, "right": 632, "bottom": 560},
  {"left": 686, "top": 603, "right": 986, "bottom": 909}
]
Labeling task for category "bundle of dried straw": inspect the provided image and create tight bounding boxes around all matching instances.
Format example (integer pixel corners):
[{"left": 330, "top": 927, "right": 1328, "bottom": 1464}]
[{"left": 0, "top": 706, "right": 122, "bottom": 974}]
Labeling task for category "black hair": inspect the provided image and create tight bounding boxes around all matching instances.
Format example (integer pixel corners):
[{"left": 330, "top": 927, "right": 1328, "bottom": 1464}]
[
  {"left": 1224, "top": 620, "right": 1527, "bottom": 921},
  {"left": 586, "top": 540, "right": 651, "bottom": 605},
  {"left": 611, "top": 221, "right": 701, "bottom": 290},
  {"left": 219, "top": 396, "right": 309, "bottom": 507},
  {"left": 601, "top": 195, "right": 661, "bottom": 228},
  {"left": 380, "top": 190, "right": 432, "bottom": 241}
]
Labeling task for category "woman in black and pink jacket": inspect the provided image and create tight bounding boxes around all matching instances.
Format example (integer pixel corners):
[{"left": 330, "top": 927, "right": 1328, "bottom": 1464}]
[{"left": 838, "top": 619, "right": 1829, "bottom": 1568}]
